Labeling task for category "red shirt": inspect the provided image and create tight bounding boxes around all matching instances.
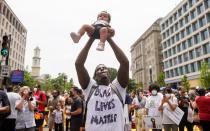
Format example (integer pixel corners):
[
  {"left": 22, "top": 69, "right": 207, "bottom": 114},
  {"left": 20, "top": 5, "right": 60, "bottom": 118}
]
[
  {"left": 195, "top": 96, "right": 210, "bottom": 121},
  {"left": 34, "top": 90, "right": 47, "bottom": 111}
]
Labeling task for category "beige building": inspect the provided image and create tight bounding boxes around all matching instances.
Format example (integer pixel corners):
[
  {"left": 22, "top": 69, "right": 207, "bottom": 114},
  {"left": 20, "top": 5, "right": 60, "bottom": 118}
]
[
  {"left": 131, "top": 19, "right": 163, "bottom": 88},
  {"left": 31, "top": 46, "right": 41, "bottom": 78},
  {"left": 0, "top": 0, "right": 27, "bottom": 70},
  {"left": 161, "top": 0, "right": 210, "bottom": 88}
]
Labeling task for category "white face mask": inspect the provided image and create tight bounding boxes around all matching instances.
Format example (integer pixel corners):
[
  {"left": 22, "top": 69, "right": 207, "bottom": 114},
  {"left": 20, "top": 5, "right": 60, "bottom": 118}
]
[
  {"left": 165, "top": 93, "right": 171, "bottom": 98},
  {"left": 151, "top": 90, "right": 157, "bottom": 95},
  {"left": 34, "top": 88, "right": 37, "bottom": 92}
]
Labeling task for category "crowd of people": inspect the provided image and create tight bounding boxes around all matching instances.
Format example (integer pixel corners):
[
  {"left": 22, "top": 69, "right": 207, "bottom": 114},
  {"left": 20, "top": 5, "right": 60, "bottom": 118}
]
[{"left": 129, "top": 84, "right": 210, "bottom": 131}]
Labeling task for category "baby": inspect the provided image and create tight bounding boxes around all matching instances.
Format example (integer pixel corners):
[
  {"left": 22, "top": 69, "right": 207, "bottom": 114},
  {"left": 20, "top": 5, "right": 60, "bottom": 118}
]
[{"left": 70, "top": 11, "right": 115, "bottom": 51}]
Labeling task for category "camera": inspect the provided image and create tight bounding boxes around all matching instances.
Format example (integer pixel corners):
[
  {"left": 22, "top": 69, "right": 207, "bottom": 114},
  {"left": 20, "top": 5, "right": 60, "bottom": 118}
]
[{"left": 28, "top": 91, "right": 33, "bottom": 101}]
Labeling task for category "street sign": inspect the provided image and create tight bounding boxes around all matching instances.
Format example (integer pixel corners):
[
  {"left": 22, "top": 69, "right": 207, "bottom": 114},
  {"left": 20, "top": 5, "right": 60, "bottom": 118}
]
[
  {"left": 11, "top": 70, "right": 24, "bottom": 83},
  {"left": 1, "top": 65, "right": 10, "bottom": 77}
]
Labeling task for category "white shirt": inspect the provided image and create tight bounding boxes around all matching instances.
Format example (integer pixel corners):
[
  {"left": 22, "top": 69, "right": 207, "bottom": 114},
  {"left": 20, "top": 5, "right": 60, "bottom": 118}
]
[
  {"left": 93, "top": 20, "right": 109, "bottom": 26},
  {"left": 6, "top": 92, "right": 21, "bottom": 119},
  {"left": 15, "top": 98, "right": 36, "bottom": 129},
  {"left": 84, "top": 79, "right": 126, "bottom": 131},
  {"left": 145, "top": 93, "right": 163, "bottom": 116},
  {"left": 162, "top": 94, "right": 178, "bottom": 124},
  {"left": 53, "top": 109, "right": 63, "bottom": 124}
]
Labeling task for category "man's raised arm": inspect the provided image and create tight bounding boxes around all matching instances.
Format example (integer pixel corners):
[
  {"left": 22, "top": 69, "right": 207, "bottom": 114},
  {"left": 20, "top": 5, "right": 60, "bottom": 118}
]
[
  {"left": 75, "top": 38, "right": 95, "bottom": 89},
  {"left": 107, "top": 38, "right": 129, "bottom": 88}
]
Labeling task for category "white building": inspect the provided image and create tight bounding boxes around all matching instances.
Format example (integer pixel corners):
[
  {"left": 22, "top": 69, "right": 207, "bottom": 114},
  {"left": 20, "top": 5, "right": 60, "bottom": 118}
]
[
  {"left": 161, "top": 0, "right": 210, "bottom": 88},
  {"left": 31, "top": 46, "right": 41, "bottom": 78}
]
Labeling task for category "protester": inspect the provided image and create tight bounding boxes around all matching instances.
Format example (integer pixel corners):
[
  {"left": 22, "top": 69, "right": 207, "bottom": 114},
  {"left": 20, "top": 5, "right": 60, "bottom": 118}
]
[
  {"left": 34, "top": 85, "right": 47, "bottom": 131},
  {"left": 52, "top": 103, "right": 64, "bottom": 131},
  {"left": 67, "top": 86, "right": 83, "bottom": 131},
  {"left": 158, "top": 86, "right": 178, "bottom": 131},
  {"left": 15, "top": 86, "right": 36, "bottom": 131},
  {"left": 0, "top": 89, "right": 11, "bottom": 130},
  {"left": 177, "top": 87, "right": 193, "bottom": 131},
  {"left": 75, "top": 38, "right": 129, "bottom": 131},
  {"left": 145, "top": 84, "right": 163, "bottom": 131},
  {"left": 64, "top": 97, "right": 72, "bottom": 131},
  {"left": 132, "top": 89, "right": 146, "bottom": 131},
  {"left": 47, "top": 89, "right": 61, "bottom": 131},
  {"left": 125, "top": 93, "right": 133, "bottom": 131},
  {"left": 4, "top": 86, "right": 21, "bottom": 131},
  {"left": 194, "top": 87, "right": 210, "bottom": 131}
]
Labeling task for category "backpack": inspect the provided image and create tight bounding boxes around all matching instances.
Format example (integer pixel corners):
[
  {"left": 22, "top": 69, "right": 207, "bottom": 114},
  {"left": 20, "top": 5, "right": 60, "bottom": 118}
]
[{"left": 81, "top": 83, "right": 124, "bottom": 128}]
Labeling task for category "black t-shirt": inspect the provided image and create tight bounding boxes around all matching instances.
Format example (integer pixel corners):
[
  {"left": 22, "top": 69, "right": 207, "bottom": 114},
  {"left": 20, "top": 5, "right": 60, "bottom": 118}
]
[
  {"left": 125, "top": 94, "right": 132, "bottom": 122},
  {"left": 177, "top": 95, "right": 190, "bottom": 121},
  {"left": 71, "top": 96, "right": 83, "bottom": 121},
  {"left": 0, "top": 90, "right": 10, "bottom": 120}
]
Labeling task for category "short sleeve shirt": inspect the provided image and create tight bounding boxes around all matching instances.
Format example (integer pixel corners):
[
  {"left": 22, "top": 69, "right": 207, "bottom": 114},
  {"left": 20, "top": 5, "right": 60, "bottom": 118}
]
[
  {"left": 0, "top": 90, "right": 10, "bottom": 120},
  {"left": 84, "top": 78, "right": 126, "bottom": 131}
]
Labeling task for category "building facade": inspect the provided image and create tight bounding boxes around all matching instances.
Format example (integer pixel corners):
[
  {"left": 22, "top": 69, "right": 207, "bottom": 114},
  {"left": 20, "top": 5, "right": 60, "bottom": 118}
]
[
  {"left": 131, "top": 19, "right": 163, "bottom": 88},
  {"left": 161, "top": 0, "right": 210, "bottom": 88},
  {"left": 0, "top": 0, "right": 27, "bottom": 71},
  {"left": 31, "top": 46, "right": 41, "bottom": 78}
]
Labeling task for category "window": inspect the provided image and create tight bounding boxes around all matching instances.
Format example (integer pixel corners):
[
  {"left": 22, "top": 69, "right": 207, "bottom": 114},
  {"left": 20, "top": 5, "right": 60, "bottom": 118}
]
[
  {"left": 169, "top": 17, "right": 173, "bottom": 24},
  {"left": 162, "top": 33, "right": 166, "bottom": 39},
  {"left": 207, "top": 13, "right": 210, "bottom": 23},
  {"left": 194, "top": 33, "right": 200, "bottom": 44},
  {"left": 190, "top": 63, "right": 196, "bottom": 72},
  {"left": 168, "top": 49, "right": 172, "bottom": 57},
  {"left": 199, "top": 16, "right": 206, "bottom": 27},
  {"left": 169, "top": 59, "right": 173, "bottom": 66},
  {"left": 190, "top": 9, "right": 196, "bottom": 20},
  {"left": 170, "top": 70, "right": 174, "bottom": 77},
  {"left": 182, "top": 41, "right": 187, "bottom": 50},
  {"left": 177, "top": 44, "right": 181, "bottom": 52},
  {"left": 183, "top": 3, "right": 188, "bottom": 12},
  {"left": 201, "top": 29, "right": 208, "bottom": 41},
  {"left": 185, "top": 14, "right": 190, "bottom": 24},
  {"left": 162, "top": 24, "right": 165, "bottom": 30},
  {"left": 179, "top": 66, "right": 184, "bottom": 75},
  {"left": 166, "top": 30, "right": 170, "bottom": 37},
  {"left": 184, "top": 52, "right": 188, "bottom": 62},
  {"left": 176, "top": 33, "right": 180, "bottom": 42},
  {"left": 166, "top": 20, "right": 169, "bottom": 27},
  {"left": 203, "top": 42, "right": 210, "bottom": 54},
  {"left": 187, "top": 37, "right": 193, "bottom": 47},
  {"left": 174, "top": 12, "right": 177, "bottom": 21},
  {"left": 173, "top": 57, "right": 178, "bottom": 65},
  {"left": 195, "top": 47, "right": 202, "bottom": 57},
  {"left": 197, "top": 4, "right": 205, "bottom": 15},
  {"left": 167, "top": 39, "right": 171, "bottom": 47},
  {"left": 171, "top": 36, "right": 175, "bottom": 44},
  {"left": 186, "top": 25, "right": 192, "bottom": 35},
  {"left": 179, "top": 19, "right": 184, "bottom": 27},
  {"left": 204, "top": 0, "right": 210, "bottom": 9},
  {"left": 174, "top": 68, "right": 179, "bottom": 76},
  {"left": 178, "top": 55, "right": 183, "bottom": 63},
  {"left": 197, "top": 61, "right": 202, "bottom": 70},
  {"left": 170, "top": 26, "right": 174, "bottom": 34},
  {"left": 185, "top": 65, "right": 189, "bottom": 74},
  {"left": 175, "top": 22, "right": 179, "bottom": 31},
  {"left": 178, "top": 8, "right": 182, "bottom": 17},
  {"left": 172, "top": 47, "right": 176, "bottom": 55},
  {"left": 192, "top": 21, "right": 199, "bottom": 31},
  {"left": 181, "top": 30, "right": 185, "bottom": 38},
  {"left": 164, "top": 51, "right": 168, "bottom": 58},
  {"left": 189, "top": 50, "right": 195, "bottom": 59}
]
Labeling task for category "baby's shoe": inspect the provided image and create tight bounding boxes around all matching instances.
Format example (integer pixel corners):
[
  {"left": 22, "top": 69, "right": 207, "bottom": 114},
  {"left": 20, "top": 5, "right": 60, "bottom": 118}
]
[
  {"left": 96, "top": 42, "right": 105, "bottom": 51},
  {"left": 70, "top": 32, "right": 80, "bottom": 43}
]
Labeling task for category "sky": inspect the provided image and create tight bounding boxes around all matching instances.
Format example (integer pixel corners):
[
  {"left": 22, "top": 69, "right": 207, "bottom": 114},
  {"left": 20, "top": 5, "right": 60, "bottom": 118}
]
[{"left": 5, "top": 0, "right": 181, "bottom": 86}]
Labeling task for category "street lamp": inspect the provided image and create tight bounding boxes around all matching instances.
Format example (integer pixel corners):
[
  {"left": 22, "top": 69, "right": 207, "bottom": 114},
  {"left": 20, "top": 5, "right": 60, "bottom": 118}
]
[
  {"left": 149, "top": 65, "right": 152, "bottom": 84},
  {"left": 63, "top": 75, "right": 67, "bottom": 89}
]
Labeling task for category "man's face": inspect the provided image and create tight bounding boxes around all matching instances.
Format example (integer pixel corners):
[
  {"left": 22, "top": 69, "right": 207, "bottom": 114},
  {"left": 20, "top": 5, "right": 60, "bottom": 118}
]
[
  {"left": 95, "top": 64, "right": 109, "bottom": 81},
  {"left": 52, "top": 90, "right": 58, "bottom": 98}
]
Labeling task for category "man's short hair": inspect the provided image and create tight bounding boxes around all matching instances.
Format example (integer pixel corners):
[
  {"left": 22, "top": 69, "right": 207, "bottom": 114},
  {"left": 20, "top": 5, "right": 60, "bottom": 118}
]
[{"left": 72, "top": 86, "right": 81, "bottom": 94}]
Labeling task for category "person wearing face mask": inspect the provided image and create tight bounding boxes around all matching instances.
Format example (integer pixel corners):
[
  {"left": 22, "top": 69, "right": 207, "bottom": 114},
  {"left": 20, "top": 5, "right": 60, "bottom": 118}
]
[
  {"left": 158, "top": 87, "right": 178, "bottom": 131},
  {"left": 145, "top": 84, "right": 163, "bottom": 131},
  {"left": 47, "top": 90, "right": 61, "bottom": 131},
  {"left": 132, "top": 89, "right": 146, "bottom": 131}
]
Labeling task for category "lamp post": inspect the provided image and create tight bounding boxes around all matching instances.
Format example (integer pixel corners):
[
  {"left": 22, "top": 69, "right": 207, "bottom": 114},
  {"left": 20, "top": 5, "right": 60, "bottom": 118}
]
[
  {"left": 149, "top": 65, "right": 152, "bottom": 84},
  {"left": 63, "top": 75, "right": 67, "bottom": 89}
]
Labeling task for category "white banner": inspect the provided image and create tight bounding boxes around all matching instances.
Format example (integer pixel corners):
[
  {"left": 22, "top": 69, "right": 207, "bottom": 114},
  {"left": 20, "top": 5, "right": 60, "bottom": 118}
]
[
  {"left": 143, "top": 116, "right": 162, "bottom": 130},
  {"left": 163, "top": 106, "right": 184, "bottom": 125}
]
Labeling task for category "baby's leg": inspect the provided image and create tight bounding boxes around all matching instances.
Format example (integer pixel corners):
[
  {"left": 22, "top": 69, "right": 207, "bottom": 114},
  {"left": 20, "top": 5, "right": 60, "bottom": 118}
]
[
  {"left": 96, "top": 27, "right": 108, "bottom": 51},
  {"left": 71, "top": 24, "right": 95, "bottom": 43}
]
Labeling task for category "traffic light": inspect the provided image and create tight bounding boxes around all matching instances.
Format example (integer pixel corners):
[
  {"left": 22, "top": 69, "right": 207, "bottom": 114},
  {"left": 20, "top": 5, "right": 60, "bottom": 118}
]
[{"left": 1, "top": 35, "right": 9, "bottom": 57}]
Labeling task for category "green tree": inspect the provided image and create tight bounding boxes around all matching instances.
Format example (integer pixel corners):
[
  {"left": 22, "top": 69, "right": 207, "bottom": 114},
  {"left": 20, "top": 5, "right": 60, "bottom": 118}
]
[
  {"left": 200, "top": 62, "right": 210, "bottom": 89},
  {"left": 108, "top": 67, "right": 117, "bottom": 82},
  {"left": 127, "top": 79, "right": 138, "bottom": 93},
  {"left": 157, "top": 72, "right": 166, "bottom": 87},
  {"left": 23, "top": 71, "right": 36, "bottom": 87},
  {"left": 181, "top": 75, "right": 190, "bottom": 92}
]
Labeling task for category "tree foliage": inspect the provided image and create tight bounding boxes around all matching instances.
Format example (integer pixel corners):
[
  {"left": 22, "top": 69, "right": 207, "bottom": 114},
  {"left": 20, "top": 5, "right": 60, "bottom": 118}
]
[
  {"left": 157, "top": 72, "right": 166, "bottom": 87},
  {"left": 127, "top": 79, "right": 138, "bottom": 93},
  {"left": 108, "top": 67, "right": 117, "bottom": 82},
  {"left": 22, "top": 71, "right": 37, "bottom": 87},
  {"left": 200, "top": 62, "right": 210, "bottom": 89},
  {"left": 181, "top": 75, "right": 190, "bottom": 92}
]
